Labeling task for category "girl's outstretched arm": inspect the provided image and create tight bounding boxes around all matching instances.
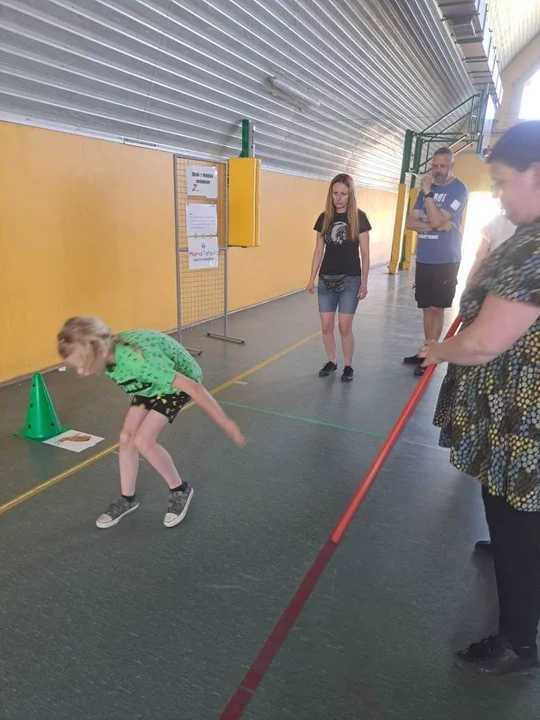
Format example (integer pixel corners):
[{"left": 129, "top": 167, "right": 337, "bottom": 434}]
[{"left": 172, "top": 373, "right": 246, "bottom": 446}]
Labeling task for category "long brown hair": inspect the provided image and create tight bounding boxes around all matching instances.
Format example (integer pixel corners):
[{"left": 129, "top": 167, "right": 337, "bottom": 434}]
[{"left": 321, "top": 173, "right": 359, "bottom": 241}]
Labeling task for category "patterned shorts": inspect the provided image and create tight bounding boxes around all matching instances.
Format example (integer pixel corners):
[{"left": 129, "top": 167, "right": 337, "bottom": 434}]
[{"left": 130, "top": 392, "right": 191, "bottom": 424}]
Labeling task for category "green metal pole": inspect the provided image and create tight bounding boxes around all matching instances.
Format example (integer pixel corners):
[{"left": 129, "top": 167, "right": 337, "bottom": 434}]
[
  {"left": 239, "top": 119, "right": 253, "bottom": 158},
  {"left": 400, "top": 130, "right": 414, "bottom": 184},
  {"left": 473, "top": 89, "right": 486, "bottom": 136},
  {"left": 417, "top": 140, "right": 432, "bottom": 174},
  {"left": 420, "top": 94, "right": 479, "bottom": 133},
  {"left": 412, "top": 136, "right": 423, "bottom": 174},
  {"left": 475, "top": 88, "right": 489, "bottom": 153},
  {"left": 390, "top": 130, "right": 414, "bottom": 274}
]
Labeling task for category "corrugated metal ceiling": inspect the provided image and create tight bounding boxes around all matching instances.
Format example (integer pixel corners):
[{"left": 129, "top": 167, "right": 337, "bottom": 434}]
[{"left": 1, "top": 0, "right": 476, "bottom": 191}]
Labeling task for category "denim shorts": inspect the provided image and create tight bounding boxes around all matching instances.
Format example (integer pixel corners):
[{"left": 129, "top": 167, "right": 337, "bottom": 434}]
[{"left": 317, "top": 275, "right": 361, "bottom": 315}]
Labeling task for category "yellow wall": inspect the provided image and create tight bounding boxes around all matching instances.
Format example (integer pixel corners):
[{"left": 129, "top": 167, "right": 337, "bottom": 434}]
[
  {"left": 354, "top": 187, "right": 397, "bottom": 267},
  {"left": 0, "top": 121, "right": 396, "bottom": 383},
  {"left": 228, "top": 173, "right": 396, "bottom": 311},
  {"left": 0, "top": 122, "right": 176, "bottom": 383},
  {"left": 452, "top": 153, "right": 492, "bottom": 193}
]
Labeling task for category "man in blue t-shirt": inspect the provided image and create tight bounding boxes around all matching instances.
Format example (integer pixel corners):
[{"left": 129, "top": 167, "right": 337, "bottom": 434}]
[{"left": 404, "top": 147, "right": 468, "bottom": 376}]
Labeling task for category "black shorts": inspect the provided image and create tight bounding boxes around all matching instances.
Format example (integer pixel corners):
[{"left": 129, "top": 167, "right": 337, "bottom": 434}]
[
  {"left": 130, "top": 392, "right": 191, "bottom": 424},
  {"left": 415, "top": 262, "right": 460, "bottom": 309}
]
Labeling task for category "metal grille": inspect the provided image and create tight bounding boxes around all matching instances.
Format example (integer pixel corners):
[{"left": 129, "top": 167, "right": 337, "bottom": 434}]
[{"left": 173, "top": 155, "right": 244, "bottom": 354}]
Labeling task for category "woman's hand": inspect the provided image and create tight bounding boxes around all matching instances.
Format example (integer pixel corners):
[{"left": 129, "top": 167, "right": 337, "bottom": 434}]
[
  {"left": 418, "top": 340, "right": 441, "bottom": 366},
  {"left": 358, "top": 283, "right": 368, "bottom": 300},
  {"left": 222, "top": 418, "right": 247, "bottom": 447},
  {"left": 306, "top": 281, "right": 315, "bottom": 294}
]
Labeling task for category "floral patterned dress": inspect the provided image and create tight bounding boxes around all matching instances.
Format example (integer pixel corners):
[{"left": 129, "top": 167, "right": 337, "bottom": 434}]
[{"left": 434, "top": 219, "right": 540, "bottom": 511}]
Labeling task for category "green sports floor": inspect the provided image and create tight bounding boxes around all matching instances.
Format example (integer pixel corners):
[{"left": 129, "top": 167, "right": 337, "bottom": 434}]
[{"left": 1, "top": 266, "right": 539, "bottom": 720}]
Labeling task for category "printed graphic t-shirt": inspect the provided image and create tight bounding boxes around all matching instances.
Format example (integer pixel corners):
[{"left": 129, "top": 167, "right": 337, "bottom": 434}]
[
  {"left": 313, "top": 209, "right": 372, "bottom": 276},
  {"left": 105, "top": 329, "right": 203, "bottom": 397},
  {"left": 434, "top": 220, "right": 540, "bottom": 510},
  {"left": 413, "top": 178, "right": 468, "bottom": 264}
]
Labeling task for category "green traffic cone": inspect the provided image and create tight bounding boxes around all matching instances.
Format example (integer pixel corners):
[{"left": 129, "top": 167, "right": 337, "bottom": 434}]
[{"left": 14, "top": 373, "right": 70, "bottom": 442}]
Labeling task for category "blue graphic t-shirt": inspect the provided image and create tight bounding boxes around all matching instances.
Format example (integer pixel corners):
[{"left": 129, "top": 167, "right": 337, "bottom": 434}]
[{"left": 413, "top": 178, "right": 468, "bottom": 264}]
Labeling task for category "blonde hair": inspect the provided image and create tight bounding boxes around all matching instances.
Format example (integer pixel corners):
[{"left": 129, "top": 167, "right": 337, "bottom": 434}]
[
  {"left": 321, "top": 173, "right": 359, "bottom": 241},
  {"left": 57, "top": 316, "right": 118, "bottom": 371}
]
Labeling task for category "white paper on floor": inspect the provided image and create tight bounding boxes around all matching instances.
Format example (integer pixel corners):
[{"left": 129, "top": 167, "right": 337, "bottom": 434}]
[{"left": 44, "top": 430, "right": 104, "bottom": 453}]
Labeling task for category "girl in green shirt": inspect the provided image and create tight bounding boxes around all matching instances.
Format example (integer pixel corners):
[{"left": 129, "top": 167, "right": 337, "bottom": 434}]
[{"left": 57, "top": 316, "right": 245, "bottom": 529}]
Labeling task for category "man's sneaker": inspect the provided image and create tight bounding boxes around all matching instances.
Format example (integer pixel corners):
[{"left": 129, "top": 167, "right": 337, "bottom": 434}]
[
  {"left": 454, "top": 635, "right": 538, "bottom": 676},
  {"left": 319, "top": 361, "right": 337, "bottom": 377},
  {"left": 341, "top": 366, "right": 354, "bottom": 382},
  {"left": 475, "top": 540, "right": 493, "bottom": 554},
  {"left": 414, "top": 365, "right": 427, "bottom": 377},
  {"left": 164, "top": 484, "right": 194, "bottom": 528},
  {"left": 96, "top": 496, "right": 139, "bottom": 529},
  {"left": 403, "top": 354, "right": 423, "bottom": 365}
]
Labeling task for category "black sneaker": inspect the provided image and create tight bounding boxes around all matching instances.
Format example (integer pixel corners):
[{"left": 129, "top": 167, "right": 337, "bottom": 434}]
[
  {"left": 164, "top": 484, "right": 194, "bottom": 528},
  {"left": 454, "top": 635, "right": 538, "bottom": 676},
  {"left": 474, "top": 540, "right": 492, "bottom": 554},
  {"left": 96, "top": 496, "right": 139, "bottom": 529},
  {"left": 341, "top": 366, "right": 354, "bottom": 382},
  {"left": 414, "top": 365, "right": 426, "bottom": 377},
  {"left": 319, "top": 361, "right": 337, "bottom": 377},
  {"left": 403, "top": 354, "right": 423, "bottom": 365}
]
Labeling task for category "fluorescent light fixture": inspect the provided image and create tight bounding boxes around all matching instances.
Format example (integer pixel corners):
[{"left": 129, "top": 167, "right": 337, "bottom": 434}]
[{"left": 269, "top": 76, "right": 320, "bottom": 108}]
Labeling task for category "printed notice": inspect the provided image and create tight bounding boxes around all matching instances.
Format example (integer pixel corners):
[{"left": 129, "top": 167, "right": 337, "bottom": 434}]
[
  {"left": 186, "top": 203, "right": 218, "bottom": 237},
  {"left": 187, "top": 165, "right": 218, "bottom": 198},
  {"left": 187, "top": 236, "right": 219, "bottom": 270}
]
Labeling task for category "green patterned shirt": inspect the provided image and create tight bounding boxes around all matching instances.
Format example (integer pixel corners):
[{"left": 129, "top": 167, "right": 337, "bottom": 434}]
[
  {"left": 105, "top": 329, "right": 202, "bottom": 397},
  {"left": 434, "top": 219, "right": 540, "bottom": 510}
]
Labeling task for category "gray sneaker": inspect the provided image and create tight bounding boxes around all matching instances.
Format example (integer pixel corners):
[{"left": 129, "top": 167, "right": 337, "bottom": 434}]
[
  {"left": 164, "top": 484, "right": 194, "bottom": 528},
  {"left": 96, "top": 496, "right": 139, "bottom": 529}
]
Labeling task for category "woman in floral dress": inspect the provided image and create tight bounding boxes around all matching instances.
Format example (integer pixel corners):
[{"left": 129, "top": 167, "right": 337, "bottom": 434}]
[{"left": 422, "top": 120, "right": 540, "bottom": 676}]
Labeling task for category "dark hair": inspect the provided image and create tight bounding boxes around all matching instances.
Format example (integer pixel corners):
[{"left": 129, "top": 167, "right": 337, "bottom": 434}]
[
  {"left": 433, "top": 147, "right": 454, "bottom": 161},
  {"left": 487, "top": 120, "right": 540, "bottom": 171}
]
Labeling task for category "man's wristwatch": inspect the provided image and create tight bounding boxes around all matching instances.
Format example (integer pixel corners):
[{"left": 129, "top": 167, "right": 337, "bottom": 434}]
[{"left": 424, "top": 191, "right": 434, "bottom": 199}]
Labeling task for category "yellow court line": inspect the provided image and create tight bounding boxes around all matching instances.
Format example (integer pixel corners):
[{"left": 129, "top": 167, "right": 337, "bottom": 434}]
[
  {"left": 0, "top": 330, "right": 321, "bottom": 517},
  {"left": 0, "top": 444, "right": 120, "bottom": 516}
]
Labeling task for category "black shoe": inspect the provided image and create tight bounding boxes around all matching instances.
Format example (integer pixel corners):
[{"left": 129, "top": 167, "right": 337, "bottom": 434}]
[
  {"left": 319, "top": 361, "right": 337, "bottom": 377},
  {"left": 414, "top": 365, "right": 426, "bottom": 377},
  {"left": 403, "top": 354, "right": 423, "bottom": 365},
  {"left": 454, "top": 635, "right": 538, "bottom": 676},
  {"left": 475, "top": 540, "right": 492, "bottom": 554},
  {"left": 341, "top": 366, "right": 354, "bottom": 382}
]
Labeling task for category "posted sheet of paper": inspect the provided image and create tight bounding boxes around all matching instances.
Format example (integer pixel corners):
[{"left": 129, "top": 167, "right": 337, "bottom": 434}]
[
  {"left": 187, "top": 165, "right": 218, "bottom": 199},
  {"left": 187, "top": 236, "right": 219, "bottom": 270},
  {"left": 44, "top": 430, "right": 104, "bottom": 453},
  {"left": 186, "top": 203, "right": 218, "bottom": 236}
]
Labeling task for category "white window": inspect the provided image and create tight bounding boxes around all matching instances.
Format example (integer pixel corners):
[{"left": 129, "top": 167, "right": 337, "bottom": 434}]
[{"left": 519, "top": 69, "right": 540, "bottom": 120}]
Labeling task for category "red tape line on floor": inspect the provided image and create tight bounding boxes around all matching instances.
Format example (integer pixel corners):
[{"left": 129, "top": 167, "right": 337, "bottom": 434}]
[{"left": 219, "top": 315, "right": 462, "bottom": 720}]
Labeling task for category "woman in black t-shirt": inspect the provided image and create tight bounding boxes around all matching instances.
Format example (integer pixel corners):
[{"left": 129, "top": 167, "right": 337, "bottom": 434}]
[{"left": 307, "top": 173, "right": 371, "bottom": 381}]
